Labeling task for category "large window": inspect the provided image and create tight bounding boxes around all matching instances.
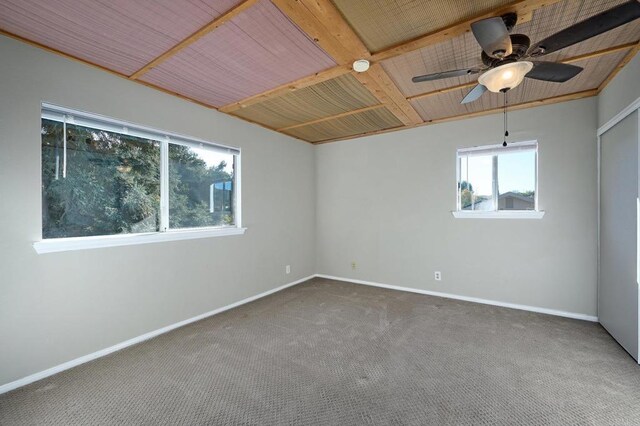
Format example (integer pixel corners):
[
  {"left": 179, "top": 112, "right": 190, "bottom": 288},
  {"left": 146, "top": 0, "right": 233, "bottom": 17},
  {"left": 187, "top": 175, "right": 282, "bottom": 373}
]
[
  {"left": 40, "top": 104, "right": 240, "bottom": 248},
  {"left": 456, "top": 141, "right": 539, "bottom": 216}
]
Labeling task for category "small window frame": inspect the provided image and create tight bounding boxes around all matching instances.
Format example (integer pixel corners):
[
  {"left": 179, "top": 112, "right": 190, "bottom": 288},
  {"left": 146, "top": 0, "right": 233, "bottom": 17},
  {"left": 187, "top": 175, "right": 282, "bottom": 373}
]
[
  {"left": 35, "top": 103, "right": 245, "bottom": 253},
  {"left": 453, "top": 140, "right": 544, "bottom": 219}
]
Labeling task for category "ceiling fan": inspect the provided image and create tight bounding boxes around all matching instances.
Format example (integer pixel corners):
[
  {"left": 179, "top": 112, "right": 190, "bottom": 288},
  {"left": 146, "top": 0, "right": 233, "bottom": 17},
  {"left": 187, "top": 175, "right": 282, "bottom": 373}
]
[{"left": 411, "top": 0, "right": 640, "bottom": 104}]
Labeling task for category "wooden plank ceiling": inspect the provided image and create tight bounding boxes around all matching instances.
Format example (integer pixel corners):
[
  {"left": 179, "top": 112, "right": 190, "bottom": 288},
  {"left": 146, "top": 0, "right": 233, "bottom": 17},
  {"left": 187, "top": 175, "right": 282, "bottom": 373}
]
[{"left": 0, "top": 0, "right": 638, "bottom": 144}]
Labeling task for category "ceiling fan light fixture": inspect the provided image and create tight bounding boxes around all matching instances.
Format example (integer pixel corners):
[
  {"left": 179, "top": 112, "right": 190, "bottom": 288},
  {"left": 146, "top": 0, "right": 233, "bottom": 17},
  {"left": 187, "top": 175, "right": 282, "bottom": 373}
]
[
  {"left": 352, "top": 59, "right": 370, "bottom": 73},
  {"left": 478, "top": 61, "right": 533, "bottom": 93}
]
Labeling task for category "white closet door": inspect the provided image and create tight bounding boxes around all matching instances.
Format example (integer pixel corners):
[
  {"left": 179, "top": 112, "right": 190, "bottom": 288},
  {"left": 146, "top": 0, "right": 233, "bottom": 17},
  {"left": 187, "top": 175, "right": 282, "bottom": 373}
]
[{"left": 599, "top": 110, "right": 639, "bottom": 361}]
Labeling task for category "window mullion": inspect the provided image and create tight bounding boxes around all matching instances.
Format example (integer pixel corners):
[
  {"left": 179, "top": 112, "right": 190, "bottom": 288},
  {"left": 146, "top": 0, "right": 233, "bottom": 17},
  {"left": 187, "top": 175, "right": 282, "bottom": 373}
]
[
  {"left": 62, "top": 116, "right": 67, "bottom": 179},
  {"left": 492, "top": 154, "right": 498, "bottom": 211},
  {"left": 535, "top": 149, "right": 539, "bottom": 210},
  {"left": 160, "top": 139, "right": 169, "bottom": 232},
  {"left": 234, "top": 155, "right": 242, "bottom": 228},
  {"left": 456, "top": 155, "right": 460, "bottom": 211}
]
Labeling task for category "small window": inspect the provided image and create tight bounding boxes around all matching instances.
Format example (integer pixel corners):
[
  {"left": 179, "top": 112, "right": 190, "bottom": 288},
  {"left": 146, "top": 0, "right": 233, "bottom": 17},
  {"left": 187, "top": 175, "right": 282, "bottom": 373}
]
[
  {"left": 41, "top": 104, "right": 240, "bottom": 240},
  {"left": 456, "top": 141, "right": 538, "bottom": 213}
]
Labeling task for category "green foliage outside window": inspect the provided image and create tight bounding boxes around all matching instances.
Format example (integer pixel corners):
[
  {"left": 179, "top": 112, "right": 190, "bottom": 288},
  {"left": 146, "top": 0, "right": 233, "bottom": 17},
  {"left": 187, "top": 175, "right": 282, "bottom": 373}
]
[{"left": 41, "top": 119, "right": 234, "bottom": 238}]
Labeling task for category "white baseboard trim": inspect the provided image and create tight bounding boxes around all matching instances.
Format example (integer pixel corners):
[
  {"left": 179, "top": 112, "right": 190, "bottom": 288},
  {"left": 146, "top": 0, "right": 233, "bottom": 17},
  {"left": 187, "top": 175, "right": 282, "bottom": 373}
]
[
  {"left": 1, "top": 273, "right": 598, "bottom": 394},
  {"left": 0, "top": 275, "right": 315, "bottom": 395},
  {"left": 315, "top": 274, "right": 599, "bottom": 323}
]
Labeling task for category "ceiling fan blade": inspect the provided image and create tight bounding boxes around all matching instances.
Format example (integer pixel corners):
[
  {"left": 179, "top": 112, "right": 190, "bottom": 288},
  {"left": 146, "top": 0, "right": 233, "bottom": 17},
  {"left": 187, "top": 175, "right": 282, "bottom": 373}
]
[
  {"left": 525, "top": 62, "right": 583, "bottom": 82},
  {"left": 412, "top": 68, "right": 480, "bottom": 83},
  {"left": 471, "top": 17, "right": 513, "bottom": 58},
  {"left": 461, "top": 84, "right": 487, "bottom": 104},
  {"left": 529, "top": 1, "right": 640, "bottom": 56}
]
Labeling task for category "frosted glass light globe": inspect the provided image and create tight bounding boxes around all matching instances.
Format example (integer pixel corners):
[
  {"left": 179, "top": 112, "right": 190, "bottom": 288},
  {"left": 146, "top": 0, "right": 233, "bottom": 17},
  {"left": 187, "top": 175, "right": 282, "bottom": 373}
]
[{"left": 478, "top": 61, "right": 533, "bottom": 92}]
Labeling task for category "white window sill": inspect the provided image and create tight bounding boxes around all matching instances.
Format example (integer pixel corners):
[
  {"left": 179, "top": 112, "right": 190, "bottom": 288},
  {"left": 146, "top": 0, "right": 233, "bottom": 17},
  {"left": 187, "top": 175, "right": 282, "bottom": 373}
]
[
  {"left": 451, "top": 211, "right": 545, "bottom": 219},
  {"left": 33, "top": 227, "right": 247, "bottom": 254}
]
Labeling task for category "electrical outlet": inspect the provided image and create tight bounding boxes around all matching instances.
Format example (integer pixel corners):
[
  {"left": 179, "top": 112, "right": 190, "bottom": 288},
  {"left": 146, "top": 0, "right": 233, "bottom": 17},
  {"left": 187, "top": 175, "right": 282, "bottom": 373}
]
[
  {"left": 285, "top": 265, "right": 291, "bottom": 274},
  {"left": 434, "top": 271, "right": 442, "bottom": 281},
  {"left": 351, "top": 261, "right": 357, "bottom": 270}
]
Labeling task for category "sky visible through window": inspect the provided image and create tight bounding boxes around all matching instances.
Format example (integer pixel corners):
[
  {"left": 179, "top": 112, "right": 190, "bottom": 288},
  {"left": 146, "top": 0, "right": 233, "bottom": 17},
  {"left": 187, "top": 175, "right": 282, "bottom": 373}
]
[
  {"left": 190, "top": 146, "right": 234, "bottom": 173},
  {"left": 462, "top": 151, "right": 534, "bottom": 195},
  {"left": 498, "top": 151, "right": 535, "bottom": 194}
]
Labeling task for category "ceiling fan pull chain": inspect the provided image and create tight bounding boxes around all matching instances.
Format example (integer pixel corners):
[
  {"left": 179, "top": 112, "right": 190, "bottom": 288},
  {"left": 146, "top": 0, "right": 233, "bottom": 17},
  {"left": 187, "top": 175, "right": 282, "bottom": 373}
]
[
  {"left": 503, "top": 91, "right": 509, "bottom": 147},
  {"left": 506, "top": 90, "right": 509, "bottom": 137}
]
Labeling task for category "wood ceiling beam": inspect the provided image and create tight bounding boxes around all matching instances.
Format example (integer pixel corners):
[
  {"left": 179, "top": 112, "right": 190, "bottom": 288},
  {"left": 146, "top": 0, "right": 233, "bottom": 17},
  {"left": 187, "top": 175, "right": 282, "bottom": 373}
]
[
  {"left": 219, "top": 64, "right": 352, "bottom": 113},
  {"left": 259, "top": 32, "right": 636, "bottom": 140},
  {"left": 220, "top": 0, "right": 371, "bottom": 113},
  {"left": 353, "top": 63, "right": 422, "bottom": 125},
  {"left": 407, "top": 42, "right": 639, "bottom": 103},
  {"left": 561, "top": 41, "right": 637, "bottom": 64},
  {"left": 315, "top": 89, "right": 598, "bottom": 144},
  {"left": 6, "top": 0, "right": 628, "bottom": 147},
  {"left": 222, "top": 0, "right": 562, "bottom": 116},
  {"left": 0, "top": 29, "right": 219, "bottom": 111},
  {"left": 129, "top": 0, "right": 259, "bottom": 80},
  {"left": 270, "top": 0, "right": 369, "bottom": 63},
  {"left": 0, "top": 28, "right": 316, "bottom": 143},
  {"left": 269, "top": 0, "right": 422, "bottom": 126},
  {"left": 370, "top": 0, "right": 563, "bottom": 62},
  {"left": 408, "top": 82, "right": 478, "bottom": 102},
  {"left": 421, "top": 89, "right": 597, "bottom": 125},
  {"left": 277, "top": 104, "right": 386, "bottom": 131},
  {"left": 597, "top": 41, "right": 640, "bottom": 93}
]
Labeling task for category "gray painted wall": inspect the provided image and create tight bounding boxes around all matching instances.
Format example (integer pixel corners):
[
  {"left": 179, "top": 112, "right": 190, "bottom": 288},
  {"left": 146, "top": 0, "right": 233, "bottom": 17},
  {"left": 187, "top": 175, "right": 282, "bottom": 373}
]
[
  {"left": 1, "top": 29, "right": 638, "bottom": 389},
  {"left": 0, "top": 35, "right": 316, "bottom": 387},
  {"left": 598, "top": 54, "right": 640, "bottom": 127},
  {"left": 316, "top": 98, "right": 598, "bottom": 317}
]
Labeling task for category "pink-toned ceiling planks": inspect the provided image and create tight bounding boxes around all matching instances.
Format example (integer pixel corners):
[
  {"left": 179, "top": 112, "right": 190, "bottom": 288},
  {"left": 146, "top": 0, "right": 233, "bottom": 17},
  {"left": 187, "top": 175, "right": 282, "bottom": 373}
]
[
  {"left": 0, "top": 0, "right": 244, "bottom": 76},
  {"left": 0, "top": 0, "right": 636, "bottom": 142},
  {"left": 140, "top": 0, "right": 337, "bottom": 108}
]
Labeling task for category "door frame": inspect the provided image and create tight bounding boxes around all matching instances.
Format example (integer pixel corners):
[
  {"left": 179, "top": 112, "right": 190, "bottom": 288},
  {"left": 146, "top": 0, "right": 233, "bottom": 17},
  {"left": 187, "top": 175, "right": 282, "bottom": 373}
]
[{"left": 597, "top": 96, "right": 640, "bottom": 363}]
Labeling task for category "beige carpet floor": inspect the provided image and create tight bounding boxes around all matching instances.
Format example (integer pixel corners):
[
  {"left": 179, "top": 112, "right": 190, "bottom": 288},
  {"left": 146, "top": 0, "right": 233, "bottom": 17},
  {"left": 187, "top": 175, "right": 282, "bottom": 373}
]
[{"left": 1, "top": 277, "right": 639, "bottom": 425}]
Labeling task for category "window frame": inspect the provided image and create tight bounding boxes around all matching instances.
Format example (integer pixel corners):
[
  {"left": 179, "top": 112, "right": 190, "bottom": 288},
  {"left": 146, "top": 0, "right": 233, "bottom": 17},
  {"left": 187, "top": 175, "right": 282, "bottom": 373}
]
[
  {"left": 452, "top": 140, "right": 544, "bottom": 219},
  {"left": 34, "top": 103, "right": 245, "bottom": 254}
]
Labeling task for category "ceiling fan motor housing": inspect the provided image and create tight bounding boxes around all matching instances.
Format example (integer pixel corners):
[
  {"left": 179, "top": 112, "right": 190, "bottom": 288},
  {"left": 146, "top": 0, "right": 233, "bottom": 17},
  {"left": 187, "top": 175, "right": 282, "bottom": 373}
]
[{"left": 482, "top": 34, "right": 531, "bottom": 67}]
